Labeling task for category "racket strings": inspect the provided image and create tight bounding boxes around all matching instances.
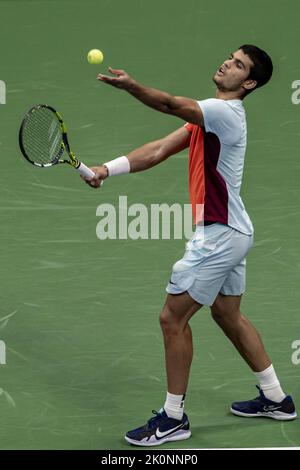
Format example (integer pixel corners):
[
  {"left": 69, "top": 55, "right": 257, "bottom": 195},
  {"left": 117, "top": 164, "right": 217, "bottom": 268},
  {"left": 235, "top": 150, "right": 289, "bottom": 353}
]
[{"left": 22, "top": 108, "right": 63, "bottom": 165}]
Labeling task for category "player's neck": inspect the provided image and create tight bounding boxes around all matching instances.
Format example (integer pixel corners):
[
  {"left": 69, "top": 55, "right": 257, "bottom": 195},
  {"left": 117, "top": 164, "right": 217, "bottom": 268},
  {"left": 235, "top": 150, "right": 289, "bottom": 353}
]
[{"left": 215, "top": 89, "right": 243, "bottom": 101}]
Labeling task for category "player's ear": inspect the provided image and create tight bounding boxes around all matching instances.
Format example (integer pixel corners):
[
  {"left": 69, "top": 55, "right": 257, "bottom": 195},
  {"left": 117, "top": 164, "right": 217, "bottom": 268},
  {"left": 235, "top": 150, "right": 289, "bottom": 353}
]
[{"left": 242, "top": 78, "right": 257, "bottom": 92}]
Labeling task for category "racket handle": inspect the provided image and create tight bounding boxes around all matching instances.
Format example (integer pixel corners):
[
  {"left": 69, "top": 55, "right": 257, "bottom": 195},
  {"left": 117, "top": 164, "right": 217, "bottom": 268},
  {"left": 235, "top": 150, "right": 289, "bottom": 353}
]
[
  {"left": 76, "top": 162, "right": 104, "bottom": 187},
  {"left": 77, "top": 162, "right": 95, "bottom": 178}
]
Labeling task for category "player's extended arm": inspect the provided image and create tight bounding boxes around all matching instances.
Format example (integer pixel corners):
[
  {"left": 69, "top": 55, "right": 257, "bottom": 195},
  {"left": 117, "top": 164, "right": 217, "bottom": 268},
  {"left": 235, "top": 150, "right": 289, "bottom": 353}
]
[
  {"left": 97, "top": 67, "right": 204, "bottom": 127},
  {"left": 128, "top": 126, "right": 190, "bottom": 171},
  {"left": 83, "top": 126, "right": 190, "bottom": 188}
]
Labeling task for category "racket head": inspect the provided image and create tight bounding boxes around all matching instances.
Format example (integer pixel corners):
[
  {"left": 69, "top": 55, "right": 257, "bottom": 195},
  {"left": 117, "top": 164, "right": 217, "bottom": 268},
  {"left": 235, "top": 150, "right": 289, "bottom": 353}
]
[{"left": 19, "top": 104, "right": 76, "bottom": 168}]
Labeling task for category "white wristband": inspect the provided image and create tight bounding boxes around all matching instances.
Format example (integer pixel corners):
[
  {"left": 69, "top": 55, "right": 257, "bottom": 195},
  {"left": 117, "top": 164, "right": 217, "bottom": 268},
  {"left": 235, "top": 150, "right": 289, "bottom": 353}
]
[{"left": 103, "top": 156, "right": 130, "bottom": 177}]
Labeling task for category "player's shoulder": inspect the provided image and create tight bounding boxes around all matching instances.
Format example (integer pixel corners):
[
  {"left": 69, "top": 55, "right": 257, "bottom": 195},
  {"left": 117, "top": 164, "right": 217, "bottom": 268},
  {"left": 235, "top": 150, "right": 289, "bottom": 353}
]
[
  {"left": 200, "top": 98, "right": 245, "bottom": 124},
  {"left": 199, "top": 97, "right": 244, "bottom": 111},
  {"left": 223, "top": 99, "right": 245, "bottom": 113},
  {"left": 197, "top": 98, "right": 245, "bottom": 144}
]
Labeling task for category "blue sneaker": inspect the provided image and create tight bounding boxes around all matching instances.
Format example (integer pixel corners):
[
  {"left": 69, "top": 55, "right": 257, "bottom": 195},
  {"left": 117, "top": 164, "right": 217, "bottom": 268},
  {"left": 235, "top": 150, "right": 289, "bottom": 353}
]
[
  {"left": 125, "top": 409, "right": 191, "bottom": 446},
  {"left": 231, "top": 386, "right": 297, "bottom": 421}
]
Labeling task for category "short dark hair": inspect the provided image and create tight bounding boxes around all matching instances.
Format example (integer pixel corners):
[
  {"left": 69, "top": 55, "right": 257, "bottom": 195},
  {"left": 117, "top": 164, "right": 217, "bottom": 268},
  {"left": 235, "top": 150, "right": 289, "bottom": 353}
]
[{"left": 239, "top": 44, "right": 273, "bottom": 95}]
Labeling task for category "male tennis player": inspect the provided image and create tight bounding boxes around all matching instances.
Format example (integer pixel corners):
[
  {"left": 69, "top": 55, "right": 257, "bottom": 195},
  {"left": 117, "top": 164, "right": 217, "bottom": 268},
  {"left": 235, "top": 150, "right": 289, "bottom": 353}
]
[{"left": 83, "top": 45, "right": 297, "bottom": 446}]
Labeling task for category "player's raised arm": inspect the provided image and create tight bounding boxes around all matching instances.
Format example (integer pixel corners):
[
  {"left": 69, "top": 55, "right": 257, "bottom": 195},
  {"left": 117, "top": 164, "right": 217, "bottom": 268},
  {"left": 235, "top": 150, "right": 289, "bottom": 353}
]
[
  {"left": 82, "top": 126, "right": 191, "bottom": 188},
  {"left": 97, "top": 67, "right": 204, "bottom": 127}
]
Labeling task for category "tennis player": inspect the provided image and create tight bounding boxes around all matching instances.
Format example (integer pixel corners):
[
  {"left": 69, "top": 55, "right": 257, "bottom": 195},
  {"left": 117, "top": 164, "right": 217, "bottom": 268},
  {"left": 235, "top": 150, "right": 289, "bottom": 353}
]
[{"left": 83, "top": 45, "right": 297, "bottom": 446}]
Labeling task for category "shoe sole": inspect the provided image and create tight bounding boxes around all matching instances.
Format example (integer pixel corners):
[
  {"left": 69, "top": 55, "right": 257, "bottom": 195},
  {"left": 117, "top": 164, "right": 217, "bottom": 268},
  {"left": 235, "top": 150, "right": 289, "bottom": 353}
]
[
  {"left": 230, "top": 407, "right": 297, "bottom": 421},
  {"left": 125, "top": 430, "right": 192, "bottom": 447}
]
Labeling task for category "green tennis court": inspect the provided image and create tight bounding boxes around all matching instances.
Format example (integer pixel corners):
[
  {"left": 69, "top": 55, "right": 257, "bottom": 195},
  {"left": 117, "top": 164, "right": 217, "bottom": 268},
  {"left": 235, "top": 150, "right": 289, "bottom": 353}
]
[{"left": 0, "top": 0, "right": 299, "bottom": 449}]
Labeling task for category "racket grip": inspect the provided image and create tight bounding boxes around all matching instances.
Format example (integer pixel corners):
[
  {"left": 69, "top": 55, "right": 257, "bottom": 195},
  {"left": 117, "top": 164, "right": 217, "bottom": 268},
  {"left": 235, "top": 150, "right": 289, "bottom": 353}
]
[
  {"left": 77, "top": 162, "right": 95, "bottom": 178},
  {"left": 77, "top": 162, "right": 104, "bottom": 187}
]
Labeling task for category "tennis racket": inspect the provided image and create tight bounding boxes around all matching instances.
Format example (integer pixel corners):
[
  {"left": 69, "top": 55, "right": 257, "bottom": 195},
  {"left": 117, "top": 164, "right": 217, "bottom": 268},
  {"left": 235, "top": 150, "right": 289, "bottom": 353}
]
[{"left": 19, "top": 104, "right": 96, "bottom": 179}]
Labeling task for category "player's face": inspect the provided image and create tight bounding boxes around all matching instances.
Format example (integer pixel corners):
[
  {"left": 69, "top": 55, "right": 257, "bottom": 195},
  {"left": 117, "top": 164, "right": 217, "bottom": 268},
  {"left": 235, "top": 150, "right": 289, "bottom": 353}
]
[{"left": 213, "top": 49, "right": 255, "bottom": 93}]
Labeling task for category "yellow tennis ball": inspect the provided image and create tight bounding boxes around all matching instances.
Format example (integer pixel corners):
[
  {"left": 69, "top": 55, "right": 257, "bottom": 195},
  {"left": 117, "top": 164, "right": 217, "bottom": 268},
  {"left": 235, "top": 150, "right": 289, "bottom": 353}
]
[{"left": 87, "top": 49, "right": 104, "bottom": 65}]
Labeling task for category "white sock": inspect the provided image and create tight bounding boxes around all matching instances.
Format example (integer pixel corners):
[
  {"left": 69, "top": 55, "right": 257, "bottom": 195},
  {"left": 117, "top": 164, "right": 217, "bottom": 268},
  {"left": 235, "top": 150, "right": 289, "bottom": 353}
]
[
  {"left": 164, "top": 392, "right": 185, "bottom": 420},
  {"left": 254, "top": 364, "right": 286, "bottom": 403}
]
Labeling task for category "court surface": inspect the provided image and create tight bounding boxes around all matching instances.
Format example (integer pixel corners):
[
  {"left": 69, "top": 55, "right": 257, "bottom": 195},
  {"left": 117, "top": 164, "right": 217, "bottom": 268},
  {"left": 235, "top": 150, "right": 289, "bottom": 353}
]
[{"left": 0, "top": 0, "right": 299, "bottom": 449}]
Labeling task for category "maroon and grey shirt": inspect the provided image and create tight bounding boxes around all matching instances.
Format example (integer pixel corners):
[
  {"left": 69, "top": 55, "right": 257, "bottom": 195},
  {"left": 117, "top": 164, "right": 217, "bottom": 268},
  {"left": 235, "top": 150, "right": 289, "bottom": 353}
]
[{"left": 185, "top": 98, "right": 253, "bottom": 236}]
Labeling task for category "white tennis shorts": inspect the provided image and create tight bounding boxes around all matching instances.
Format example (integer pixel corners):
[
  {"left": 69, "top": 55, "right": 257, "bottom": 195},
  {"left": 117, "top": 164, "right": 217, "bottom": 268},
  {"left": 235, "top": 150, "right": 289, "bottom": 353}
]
[{"left": 166, "top": 223, "right": 253, "bottom": 306}]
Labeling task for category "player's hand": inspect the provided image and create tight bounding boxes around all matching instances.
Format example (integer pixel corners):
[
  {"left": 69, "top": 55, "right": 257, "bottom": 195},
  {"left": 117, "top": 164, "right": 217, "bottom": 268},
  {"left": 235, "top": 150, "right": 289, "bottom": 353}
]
[
  {"left": 97, "top": 67, "right": 135, "bottom": 90},
  {"left": 81, "top": 165, "right": 108, "bottom": 188}
]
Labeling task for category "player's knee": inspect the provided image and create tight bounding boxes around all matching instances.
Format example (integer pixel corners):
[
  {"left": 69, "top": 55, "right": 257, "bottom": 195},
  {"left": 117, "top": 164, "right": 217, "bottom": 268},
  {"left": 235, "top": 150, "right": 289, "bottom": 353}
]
[
  {"left": 210, "top": 304, "right": 241, "bottom": 326},
  {"left": 159, "top": 308, "right": 181, "bottom": 335},
  {"left": 210, "top": 305, "right": 226, "bottom": 322},
  {"left": 159, "top": 309, "right": 173, "bottom": 332}
]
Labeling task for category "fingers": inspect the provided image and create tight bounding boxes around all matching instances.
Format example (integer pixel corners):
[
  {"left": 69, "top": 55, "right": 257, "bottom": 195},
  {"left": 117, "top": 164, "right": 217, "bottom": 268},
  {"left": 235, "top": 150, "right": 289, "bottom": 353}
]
[
  {"left": 97, "top": 75, "right": 125, "bottom": 89},
  {"left": 97, "top": 74, "right": 120, "bottom": 87},
  {"left": 87, "top": 180, "right": 102, "bottom": 189},
  {"left": 97, "top": 73, "right": 112, "bottom": 82},
  {"left": 97, "top": 67, "right": 126, "bottom": 83},
  {"left": 90, "top": 179, "right": 102, "bottom": 188},
  {"left": 108, "top": 66, "right": 125, "bottom": 76},
  {"left": 80, "top": 175, "right": 103, "bottom": 189}
]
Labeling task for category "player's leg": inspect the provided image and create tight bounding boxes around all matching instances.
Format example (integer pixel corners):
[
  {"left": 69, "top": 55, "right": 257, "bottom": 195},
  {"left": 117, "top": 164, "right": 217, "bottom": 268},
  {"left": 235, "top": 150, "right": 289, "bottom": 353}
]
[
  {"left": 211, "top": 293, "right": 271, "bottom": 371},
  {"left": 125, "top": 292, "right": 201, "bottom": 447},
  {"left": 125, "top": 224, "right": 255, "bottom": 446},
  {"left": 211, "top": 293, "right": 297, "bottom": 420},
  {"left": 160, "top": 292, "right": 202, "bottom": 395}
]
